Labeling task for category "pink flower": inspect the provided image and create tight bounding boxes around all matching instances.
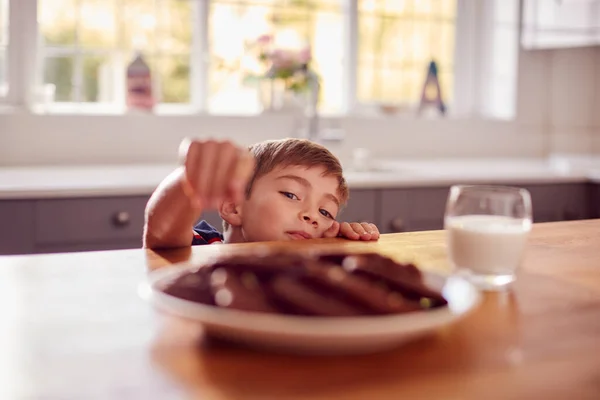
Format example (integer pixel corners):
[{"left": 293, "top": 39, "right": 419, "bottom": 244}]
[
  {"left": 271, "top": 49, "right": 295, "bottom": 69},
  {"left": 298, "top": 46, "right": 311, "bottom": 64},
  {"left": 257, "top": 34, "right": 272, "bottom": 45}
]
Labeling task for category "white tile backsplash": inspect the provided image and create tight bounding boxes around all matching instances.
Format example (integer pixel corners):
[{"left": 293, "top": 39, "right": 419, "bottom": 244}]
[
  {"left": 595, "top": 48, "right": 600, "bottom": 129},
  {"left": 549, "top": 47, "right": 597, "bottom": 128},
  {"left": 549, "top": 129, "right": 594, "bottom": 154},
  {"left": 516, "top": 50, "right": 551, "bottom": 127}
]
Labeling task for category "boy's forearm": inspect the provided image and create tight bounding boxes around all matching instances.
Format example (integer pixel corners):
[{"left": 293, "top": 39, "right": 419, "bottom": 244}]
[{"left": 143, "top": 167, "right": 203, "bottom": 249}]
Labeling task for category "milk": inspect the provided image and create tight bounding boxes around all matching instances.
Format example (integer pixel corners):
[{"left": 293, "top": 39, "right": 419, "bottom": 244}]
[{"left": 445, "top": 215, "right": 531, "bottom": 276}]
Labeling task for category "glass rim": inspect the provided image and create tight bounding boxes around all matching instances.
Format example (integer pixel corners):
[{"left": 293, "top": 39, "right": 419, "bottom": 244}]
[{"left": 450, "top": 184, "right": 530, "bottom": 195}]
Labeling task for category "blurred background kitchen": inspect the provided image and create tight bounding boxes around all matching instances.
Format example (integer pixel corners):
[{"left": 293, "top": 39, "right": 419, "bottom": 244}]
[{"left": 1, "top": 0, "right": 599, "bottom": 255}]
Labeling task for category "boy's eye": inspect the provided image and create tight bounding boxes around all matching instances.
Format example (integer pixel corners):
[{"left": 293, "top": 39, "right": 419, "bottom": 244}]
[
  {"left": 319, "top": 209, "right": 334, "bottom": 219},
  {"left": 280, "top": 191, "right": 299, "bottom": 200}
]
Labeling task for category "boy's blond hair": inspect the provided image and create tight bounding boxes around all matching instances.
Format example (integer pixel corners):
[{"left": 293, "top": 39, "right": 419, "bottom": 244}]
[{"left": 223, "top": 138, "right": 349, "bottom": 231}]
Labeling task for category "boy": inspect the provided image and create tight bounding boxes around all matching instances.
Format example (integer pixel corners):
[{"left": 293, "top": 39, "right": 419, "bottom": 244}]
[{"left": 143, "top": 138, "right": 380, "bottom": 249}]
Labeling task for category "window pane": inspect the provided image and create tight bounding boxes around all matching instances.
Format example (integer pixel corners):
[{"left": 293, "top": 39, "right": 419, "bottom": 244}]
[
  {"left": 44, "top": 56, "right": 74, "bottom": 102},
  {"left": 81, "top": 54, "right": 121, "bottom": 103},
  {"left": 121, "top": 0, "right": 156, "bottom": 51},
  {"left": 0, "top": 0, "right": 6, "bottom": 91},
  {"left": 80, "top": 0, "right": 118, "bottom": 48},
  {"left": 155, "top": 0, "right": 193, "bottom": 53},
  {"left": 0, "top": 50, "right": 5, "bottom": 86},
  {"left": 208, "top": 0, "right": 344, "bottom": 114},
  {"left": 156, "top": 55, "right": 191, "bottom": 103},
  {"left": 39, "top": 0, "right": 77, "bottom": 47},
  {"left": 38, "top": 0, "right": 192, "bottom": 106},
  {"left": 0, "top": 0, "right": 7, "bottom": 46},
  {"left": 357, "top": 0, "right": 456, "bottom": 105}
]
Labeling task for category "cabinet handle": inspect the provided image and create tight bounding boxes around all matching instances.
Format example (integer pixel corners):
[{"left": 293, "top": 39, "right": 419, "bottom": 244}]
[
  {"left": 389, "top": 217, "right": 405, "bottom": 233},
  {"left": 112, "top": 211, "right": 131, "bottom": 227}
]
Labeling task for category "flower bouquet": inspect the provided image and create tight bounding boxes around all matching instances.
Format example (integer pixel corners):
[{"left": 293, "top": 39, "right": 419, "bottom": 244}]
[{"left": 245, "top": 34, "right": 318, "bottom": 112}]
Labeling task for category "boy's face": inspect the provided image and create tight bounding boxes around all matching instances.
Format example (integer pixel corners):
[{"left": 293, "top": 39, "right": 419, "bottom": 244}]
[{"left": 239, "top": 165, "right": 341, "bottom": 242}]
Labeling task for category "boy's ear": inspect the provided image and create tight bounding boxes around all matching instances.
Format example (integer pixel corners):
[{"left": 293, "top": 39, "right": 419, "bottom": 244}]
[{"left": 219, "top": 199, "right": 243, "bottom": 227}]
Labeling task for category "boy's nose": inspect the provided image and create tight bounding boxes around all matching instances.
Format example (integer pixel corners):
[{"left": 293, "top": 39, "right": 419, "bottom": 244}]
[{"left": 302, "top": 213, "right": 318, "bottom": 227}]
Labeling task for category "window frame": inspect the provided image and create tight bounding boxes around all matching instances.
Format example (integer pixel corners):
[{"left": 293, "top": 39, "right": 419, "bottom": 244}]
[{"left": 4, "top": 0, "right": 478, "bottom": 117}]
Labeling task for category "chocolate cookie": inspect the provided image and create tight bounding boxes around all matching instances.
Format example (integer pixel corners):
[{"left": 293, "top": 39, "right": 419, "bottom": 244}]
[{"left": 161, "top": 252, "right": 447, "bottom": 317}]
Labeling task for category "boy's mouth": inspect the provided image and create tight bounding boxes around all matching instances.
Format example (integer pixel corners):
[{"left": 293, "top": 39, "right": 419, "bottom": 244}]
[{"left": 286, "top": 231, "right": 313, "bottom": 240}]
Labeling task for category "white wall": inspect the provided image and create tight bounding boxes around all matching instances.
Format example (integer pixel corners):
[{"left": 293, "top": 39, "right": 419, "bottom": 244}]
[{"left": 0, "top": 46, "right": 598, "bottom": 167}]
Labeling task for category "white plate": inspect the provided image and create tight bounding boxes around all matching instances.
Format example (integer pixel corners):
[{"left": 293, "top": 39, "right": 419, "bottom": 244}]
[{"left": 139, "top": 264, "right": 481, "bottom": 355}]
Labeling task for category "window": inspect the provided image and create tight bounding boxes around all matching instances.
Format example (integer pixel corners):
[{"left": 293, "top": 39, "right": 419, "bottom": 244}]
[
  {"left": 38, "top": 0, "right": 192, "bottom": 107},
  {"left": 208, "top": 0, "right": 345, "bottom": 114},
  {"left": 0, "top": 0, "right": 7, "bottom": 96},
  {"left": 15, "top": 0, "right": 458, "bottom": 114},
  {"left": 357, "top": 0, "right": 456, "bottom": 105}
]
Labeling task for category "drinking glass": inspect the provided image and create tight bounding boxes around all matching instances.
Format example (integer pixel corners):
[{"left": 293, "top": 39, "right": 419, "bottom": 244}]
[{"left": 444, "top": 185, "right": 532, "bottom": 291}]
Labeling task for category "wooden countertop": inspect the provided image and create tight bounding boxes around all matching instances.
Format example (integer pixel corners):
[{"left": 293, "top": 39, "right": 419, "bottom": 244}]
[{"left": 1, "top": 220, "right": 600, "bottom": 399}]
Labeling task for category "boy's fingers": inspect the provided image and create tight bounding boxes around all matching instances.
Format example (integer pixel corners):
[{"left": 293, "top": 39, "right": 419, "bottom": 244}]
[
  {"left": 229, "top": 150, "right": 255, "bottom": 204},
  {"left": 180, "top": 174, "right": 203, "bottom": 210},
  {"left": 351, "top": 222, "right": 374, "bottom": 241},
  {"left": 183, "top": 141, "right": 202, "bottom": 195},
  {"left": 196, "top": 140, "right": 218, "bottom": 203},
  {"left": 340, "top": 222, "right": 360, "bottom": 240},
  {"left": 322, "top": 221, "right": 340, "bottom": 238},
  {"left": 209, "top": 142, "right": 237, "bottom": 208},
  {"left": 368, "top": 223, "right": 380, "bottom": 240}
]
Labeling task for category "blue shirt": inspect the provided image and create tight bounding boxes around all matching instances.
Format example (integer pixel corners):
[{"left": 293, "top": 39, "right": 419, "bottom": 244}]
[{"left": 192, "top": 220, "right": 224, "bottom": 245}]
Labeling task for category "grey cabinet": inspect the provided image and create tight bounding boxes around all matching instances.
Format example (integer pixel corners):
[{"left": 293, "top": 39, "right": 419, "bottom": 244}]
[
  {"left": 0, "top": 196, "right": 149, "bottom": 255},
  {"left": 0, "top": 200, "right": 35, "bottom": 255},
  {"left": 35, "top": 196, "right": 148, "bottom": 248},
  {"left": 378, "top": 183, "right": 593, "bottom": 234},
  {"left": 523, "top": 183, "right": 590, "bottom": 222},
  {"left": 591, "top": 184, "right": 600, "bottom": 219},
  {"left": 379, "top": 187, "right": 450, "bottom": 234},
  {"left": 338, "top": 189, "right": 378, "bottom": 224}
]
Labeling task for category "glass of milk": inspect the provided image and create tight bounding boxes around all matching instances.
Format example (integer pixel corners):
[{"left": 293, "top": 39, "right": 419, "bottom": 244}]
[{"left": 444, "top": 185, "right": 532, "bottom": 291}]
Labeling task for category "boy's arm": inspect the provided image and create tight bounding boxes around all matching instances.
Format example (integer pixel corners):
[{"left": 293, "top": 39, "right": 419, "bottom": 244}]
[
  {"left": 143, "top": 167, "right": 201, "bottom": 249},
  {"left": 143, "top": 139, "right": 254, "bottom": 250}
]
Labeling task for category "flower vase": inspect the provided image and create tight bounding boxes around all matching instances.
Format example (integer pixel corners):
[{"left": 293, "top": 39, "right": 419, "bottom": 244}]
[{"left": 259, "top": 78, "right": 304, "bottom": 114}]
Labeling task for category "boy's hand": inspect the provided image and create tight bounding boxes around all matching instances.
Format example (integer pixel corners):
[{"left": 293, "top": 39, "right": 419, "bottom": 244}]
[
  {"left": 323, "top": 221, "right": 380, "bottom": 241},
  {"left": 179, "top": 139, "right": 255, "bottom": 210}
]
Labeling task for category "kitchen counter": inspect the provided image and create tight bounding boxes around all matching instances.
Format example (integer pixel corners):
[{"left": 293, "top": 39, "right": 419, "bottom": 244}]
[
  {"left": 1, "top": 156, "right": 600, "bottom": 199},
  {"left": 1, "top": 219, "right": 600, "bottom": 399}
]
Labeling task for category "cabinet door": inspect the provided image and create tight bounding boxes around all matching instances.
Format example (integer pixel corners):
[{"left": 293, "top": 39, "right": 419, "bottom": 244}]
[
  {"left": 407, "top": 187, "right": 450, "bottom": 232},
  {"left": 522, "top": 0, "right": 600, "bottom": 49},
  {"left": 522, "top": 183, "right": 590, "bottom": 222},
  {"left": 35, "top": 196, "right": 149, "bottom": 251},
  {"left": 0, "top": 200, "right": 35, "bottom": 255},
  {"left": 590, "top": 184, "right": 600, "bottom": 219},
  {"left": 338, "top": 190, "right": 378, "bottom": 224},
  {"left": 379, "top": 189, "right": 411, "bottom": 233}
]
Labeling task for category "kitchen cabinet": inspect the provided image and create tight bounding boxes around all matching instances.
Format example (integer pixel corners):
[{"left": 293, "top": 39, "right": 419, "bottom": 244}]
[
  {"left": 523, "top": 183, "right": 590, "bottom": 222},
  {"left": 0, "top": 183, "right": 595, "bottom": 255},
  {"left": 379, "top": 183, "right": 592, "bottom": 234},
  {"left": 338, "top": 189, "right": 378, "bottom": 225},
  {"left": 591, "top": 184, "right": 600, "bottom": 218},
  {"left": 35, "top": 196, "right": 148, "bottom": 248},
  {"left": 0, "top": 200, "right": 35, "bottom": 255},
  {"left": 521, "top": 0, "right": 600, "bottom": 49}
]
